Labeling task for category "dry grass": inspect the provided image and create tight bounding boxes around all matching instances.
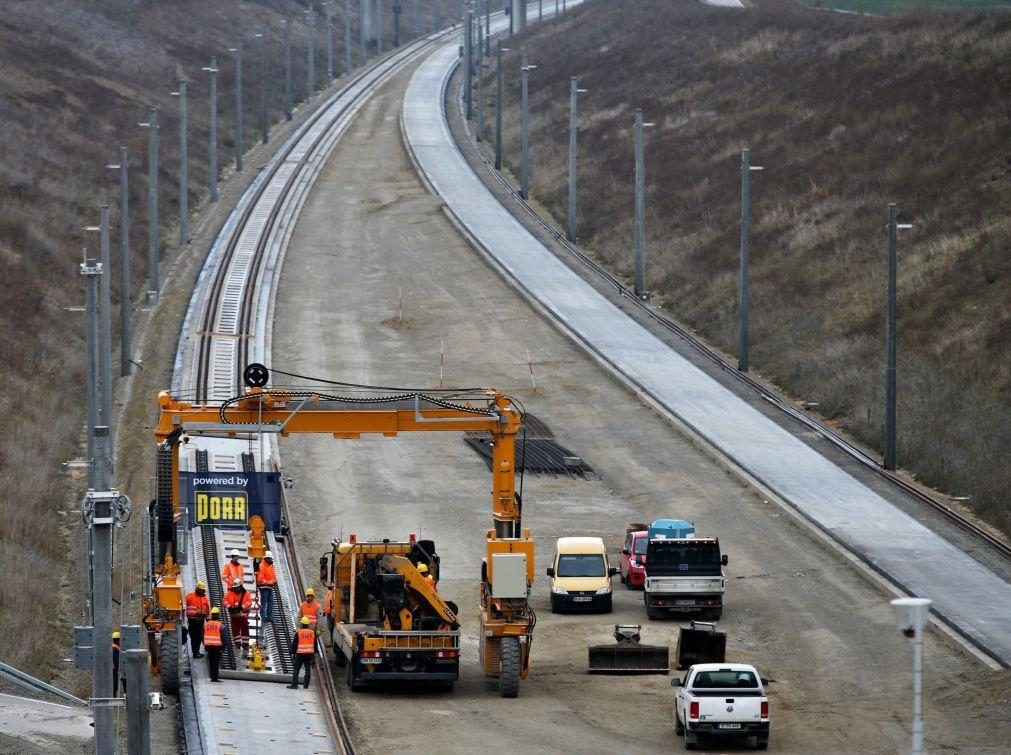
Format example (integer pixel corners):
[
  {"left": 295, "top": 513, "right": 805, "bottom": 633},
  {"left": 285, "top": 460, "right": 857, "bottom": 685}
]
[
  {"left": 0, "top": 0, "right": 459, "bottom": 682},
  {"left": 488, "top": 0, "right": 1011, "bottom": 532}
]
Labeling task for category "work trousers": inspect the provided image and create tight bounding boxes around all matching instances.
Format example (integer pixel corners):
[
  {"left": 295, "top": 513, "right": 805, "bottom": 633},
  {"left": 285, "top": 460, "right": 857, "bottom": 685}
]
[
  {"left": 187, "top": 617, "right": 205, "bottom": 654},
  {"left": 206, "top": 647, "right": 221, "bottom": 681},
  {"left": 292, "top": 654, "right": 313, "bottom": 688},
  {"left": 230, "top": 615, "right": 249, "bottom": 649},
  {"left": 259, "top": 586, "right": 275, "bottom": 623}
]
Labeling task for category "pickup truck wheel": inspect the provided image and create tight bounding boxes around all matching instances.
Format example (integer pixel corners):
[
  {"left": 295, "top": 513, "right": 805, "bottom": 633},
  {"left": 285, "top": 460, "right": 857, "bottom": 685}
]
[
  {"left": 675, "top": 712, "right": 684, "bottom": 736},
  {"left": 684, "top": 729, "right": 698, "bottom": 750},
  {"left": 755, "top": 736, "right": 769, "bottom": 750},
  {"left": 499, "top": 637, "right": 521, "bottom": 698}
]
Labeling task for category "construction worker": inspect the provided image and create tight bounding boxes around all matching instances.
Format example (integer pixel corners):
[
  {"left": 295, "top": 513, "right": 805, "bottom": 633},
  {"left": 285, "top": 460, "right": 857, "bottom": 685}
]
[
  {"left": 223, "top": 579, "right": 253, "bottom": 654},
  {"left": 204, "top": 607, "right": 224, "bottom": 683},
  {"left": 111, "top": 631, "right": 125, "bottom": 695},
  {"left": 221, "top": 549, "right": 244, "bottom": 590},
  {"left": 299, "top": 588, "right": 320, "bottom": 628},
  {"left": 417, "top": 562, "right": 437, "bottom": 590},
  {"left": 323, "top": 588, "right": 335, "bottom": 635},
  {"left": 184, "top": 581, "right": 211, "bottom": 658},
  {"left": 256, "top": 551, "right": 277, "bottom": 624},
  {"left": 286, "top": 616, "right": 316, "bottom": 690}
]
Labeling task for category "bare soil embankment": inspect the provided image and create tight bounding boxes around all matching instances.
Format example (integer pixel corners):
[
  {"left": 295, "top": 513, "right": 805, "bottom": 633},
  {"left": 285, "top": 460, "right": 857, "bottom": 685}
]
[{"left": 492, "top": 0, "right": 1011, "bottom": 535}]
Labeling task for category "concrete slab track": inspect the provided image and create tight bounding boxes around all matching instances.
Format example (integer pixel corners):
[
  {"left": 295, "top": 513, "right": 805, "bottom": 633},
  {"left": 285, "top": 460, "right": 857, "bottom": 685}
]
[{"left": 402, "top": 40, "right": 1011, "bottom": 668}]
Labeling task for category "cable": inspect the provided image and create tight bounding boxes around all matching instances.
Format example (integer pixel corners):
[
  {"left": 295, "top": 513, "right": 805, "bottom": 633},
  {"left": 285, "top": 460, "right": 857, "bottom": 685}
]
[{"left": 266, "top": 365, "right": 488, "bottom": 394}]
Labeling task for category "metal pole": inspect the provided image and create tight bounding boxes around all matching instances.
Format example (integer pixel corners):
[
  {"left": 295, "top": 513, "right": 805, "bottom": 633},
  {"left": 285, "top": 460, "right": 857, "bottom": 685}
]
[
  {"left": 307, "top": 8, "right": 315, "bottom": 101},
  {"left": 126, "top": 649, "right": 151, "bottom": 755},
  {"left": 284, "top": 19, "right": 293, "bottom": 119},
  {"left": 326, "top": 1, "right": 334, "bottom": 79},
  {"left": 345, "top": 0, "right": 353, "bottom": 73},
  {"left": 495, "top": 40, "right": 504, "bottom": 170},
  {"left": 234, "top": 42, "right": 243, "bottom": 172},
  {"left": 520, "top": 53, "right": 530, "bottom": 199},
  {"left": 91, "top": 426, "right": 114, "bottom": 754},
  {"left": 885, "top": 203, "right": 898, "bottom": 471},
  {"left": 359, "top": 0, "right": 367, "bottom": 65},
  {"left": 739, "top": 148, "right": 751, "bottom": 372},
  {"left": 476, "top": 30, "right": 484, "bottom": 141},
  {"left": 484, "top": 0, "right": 490, "bottom": 57},
  {"left": 144, "top": 108, "right": 159, "bottom": 301},
  {"left": 634, "top": 108, "right": 646, "bottom": 299},
  {"left": 177, "top": 80, "right": 189, "bottom": 246},
  {"left": 414, "top": 0, "right": 419, "bottom": 38},
  {"left": 567, "top": 77, "right": 578, "bottom": 242},
  {"left": 259, "top": 26, "right": 269, "bottom": 144},
  {"left": 377, "top": 0, "right": 383, "bottom": 56},
  {"left": 117, "top": 148, "right": 131, "bottom": 375},
  {"left": 913, "top": 623, "right": 924, "bottom": 754},
  {"left": 83, "top": 258, "right": 99, "bottom": 488},
  {"left": 539, "top": 0, "right": 542, "bottom": 22},
  {"left": 98, "top": 205, "right": 113, "bottom": 429},
  {"left": 464, "top": 9, "right": 473, "bottom": 120},
  {"left": 205, "top": 59, "right": 219, "bottom": 203}
]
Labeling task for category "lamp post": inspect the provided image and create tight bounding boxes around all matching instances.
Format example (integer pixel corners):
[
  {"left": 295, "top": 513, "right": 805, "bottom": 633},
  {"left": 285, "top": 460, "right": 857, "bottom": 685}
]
[
  {"left": 306, "top": 7, "right": 316, "bottom": 101},
  {"left": 202, "top": 59, "right": 219, "bottom": 202},
  {"left": 256, "top": 26, "right": 269, "bottom": 144},
  {"left": 567, "top": 77, "right": 587, "bottom": 242},
  {"left": 464, "top": 7, "right": 473, "bottom": 120},
  {"left": 284, "top": 18, "right": 293, "bottom": 120},
  {"left": 885, "top": 204, "right": 913, "bottom": 471},
  {"left": 891, "top": 597, "right": 933, "bottom": 754},
  {"left": 520, "top": 53, "right": 536, "bottom": 200},
  {"left": 633, "top": 108, "right": 654, "bottom": 300},
  {"left": 345, "top": 0, "right": 353, "bottom": 73},
  {"left": 495, "top": 41, "right": 508, "bottom": 170},
  {"left": 325, "top": 1, "right": 334, "bottom": 79},
  {"left": 105, "top": 149, "right": 132, "bottom": 375},
  {"left": 230, "top": 43, "right": 243, "bottom": 172},
  {"left": 138, "top": 108, "right": 159, "bottom": 301},
  {"left": 738, "top": 148, "right": 763, "bottom": 372},
  {"left": 170, "top": 80, "right": 189, "bottom": 246}
]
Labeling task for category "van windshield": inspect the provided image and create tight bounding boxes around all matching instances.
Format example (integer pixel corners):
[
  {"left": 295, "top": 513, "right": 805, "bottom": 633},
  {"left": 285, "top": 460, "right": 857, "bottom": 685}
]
[{"left": 557, "top": 554, "right": 606, "bottom": 577}]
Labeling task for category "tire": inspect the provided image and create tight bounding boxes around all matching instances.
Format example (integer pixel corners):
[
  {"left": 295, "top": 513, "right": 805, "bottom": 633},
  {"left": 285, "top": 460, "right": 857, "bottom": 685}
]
[
  {"left": 159, "top": 627, "right": 180, "bottom": 696},
  {"left": 333, "top": 647, "right": 346, "bottom": 667},
  {"left": 345, "top": 661, "right": 362, "bottom": 692},
  {"left": 499, "top": 637, "right": 521, "bottom": 699},
  {"left": 646, "top": 604, "right": 661, "bottom": 620},
  {"left": 620, "top": 571, "right": 626, "bottom": 585},
  {"left": 602, "top": 594, "right": 613, "bottom": 614},
  {"left": 684, "top": 729, "right": 698, "bottom": 750},
  {"left": 550, "top": 595, "right": 560, "bottom": 614},
  {"left": 755, "top": 736, "right": 769, "bottom": 751},
  {"left": 675, "top": 712, "right": 684, "bottom": 736}
]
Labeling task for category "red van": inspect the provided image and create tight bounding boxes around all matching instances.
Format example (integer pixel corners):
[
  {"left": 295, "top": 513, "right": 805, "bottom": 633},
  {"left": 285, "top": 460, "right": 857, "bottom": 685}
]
[{"left": 619, "top": 530, "right": 648, "bottom": 588}]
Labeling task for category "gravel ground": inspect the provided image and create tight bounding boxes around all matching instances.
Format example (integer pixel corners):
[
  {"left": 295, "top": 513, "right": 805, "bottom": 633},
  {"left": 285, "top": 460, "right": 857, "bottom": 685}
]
[{"left": 270, "top": 64, "right": 1011, "bottom": 754}]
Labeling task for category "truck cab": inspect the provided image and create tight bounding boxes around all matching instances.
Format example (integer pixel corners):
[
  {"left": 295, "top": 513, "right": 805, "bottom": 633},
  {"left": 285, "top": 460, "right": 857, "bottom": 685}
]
[
  {"left": 546, "top": 537, "right": 618, "bottom": 613},
  {"left": 672, "top": 663, "right": 770, "bottom": 750},
  {"left": 644, "top": 537, "right": 728, "bottom": 620}
]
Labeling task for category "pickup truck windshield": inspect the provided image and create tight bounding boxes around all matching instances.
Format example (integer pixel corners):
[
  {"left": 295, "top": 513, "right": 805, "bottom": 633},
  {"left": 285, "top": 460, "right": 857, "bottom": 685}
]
[
  {"left": 692, "top": 670, "right": 758, "bottom": 689},
  {"left": 633, "top": 538, "right": 648, "bottom": 556},
  {"left": 557, "top": 554, "right": 606, "bottom": 577},
  {"left": 647, "top": 541, "right": 722, "bottom": 576}
]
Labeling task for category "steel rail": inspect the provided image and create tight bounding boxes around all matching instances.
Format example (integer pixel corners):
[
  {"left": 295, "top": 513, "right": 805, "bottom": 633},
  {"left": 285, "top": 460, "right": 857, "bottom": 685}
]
[{"left": 452, "top": 74, "right": 1011, "bottom": 562}]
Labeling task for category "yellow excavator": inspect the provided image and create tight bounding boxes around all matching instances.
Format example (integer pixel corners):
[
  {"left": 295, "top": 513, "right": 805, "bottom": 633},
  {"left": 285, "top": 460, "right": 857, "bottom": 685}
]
[{"left": 145, "top": 366, "right": 535, "bottom": 697}]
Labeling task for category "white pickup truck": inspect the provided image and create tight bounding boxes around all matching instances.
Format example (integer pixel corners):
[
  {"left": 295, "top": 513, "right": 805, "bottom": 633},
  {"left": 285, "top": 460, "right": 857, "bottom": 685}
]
[
  {"left": 644, "top": 537, "right": 727, "bottom": 620},
  {"left": 672, "top": 663, "right": 770, "bottom": 750}
]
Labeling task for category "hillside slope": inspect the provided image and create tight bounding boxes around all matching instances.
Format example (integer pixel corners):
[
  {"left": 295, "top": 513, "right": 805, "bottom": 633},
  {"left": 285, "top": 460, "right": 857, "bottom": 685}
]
[
  {"left": 0, "top": 0, "right": 455, "bottom": 679},
  {"left": 493, "top": 0, "right": 1010, "bottom": 534}
]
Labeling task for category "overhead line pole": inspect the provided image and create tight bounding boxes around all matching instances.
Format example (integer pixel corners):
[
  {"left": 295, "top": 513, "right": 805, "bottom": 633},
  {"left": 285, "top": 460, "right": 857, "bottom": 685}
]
[
  {"left": 98, "top": 206, "right": 113, "bottom": 428},
  {"left": 567, "top": 77, "right": 586, "bottom": 242},
  {"left": 634, "top": 108, "right": 653, "bottom": 301},
  {"left": 325, "top": 1, "right": 334, "bottom": 80},
  {"left": 360, "top": 0, "right": 368, "bottom": 64},
  {"left": 345, "top": 0, "right": 353, "bottom": 73},
  {"left": 520, "top": 53, "right": 535, "bottom": 200},
  {"left": 106, "top": 148, "right": 132, "bottom": 375},
  {"left": 232, "top": 42, "right": 243, "bottom": 172},
  {"left": 738, "top": 148, "right": 763, "bottom": 372},
  {"left": 140, "top": 108, "right": 158, "bottom": 302},
  {"left": 495, "top": 40, "right": 507, "bottom": 170},
  {"left": 258, "top": 26, "right": 269, "bottom": 144},
  {"left": 173, "top": 80, "right": 189, "bottom": 246},
  {"left": 464, "top": 8, "right": 473, "bottom": 120},
  {"left": 884, "top": 204, "right": 911, "bottom": 470},
  {"left": 203, "top": 58, "right": 219, "bottom": 202},
  {"left": 284, "top": 18, "right": 293, "bottom": 120}
]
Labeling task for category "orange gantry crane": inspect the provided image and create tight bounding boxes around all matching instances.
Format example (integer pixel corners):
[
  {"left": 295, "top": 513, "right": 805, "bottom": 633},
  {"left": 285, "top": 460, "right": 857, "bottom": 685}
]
[{"left": 145, "top": 374, "right": 535, "bottom": 697}]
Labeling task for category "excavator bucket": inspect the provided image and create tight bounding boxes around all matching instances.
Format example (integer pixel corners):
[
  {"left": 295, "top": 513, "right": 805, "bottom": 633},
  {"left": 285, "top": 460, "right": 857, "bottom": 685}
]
[
  {"left": 675, "top": 621, "right": 727, "bottom": 670},
  {"left": 588, "top": 624, "right": 669, "bottom": 674}
]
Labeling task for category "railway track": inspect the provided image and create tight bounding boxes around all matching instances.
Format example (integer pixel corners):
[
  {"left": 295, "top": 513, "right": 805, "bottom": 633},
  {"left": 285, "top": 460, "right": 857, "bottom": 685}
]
[
  {"left": 175, "top": 26, "right": 470, "bottom": 754},
  {"left": 454, "top": 88, "right": 1011, "bottom": 563}
]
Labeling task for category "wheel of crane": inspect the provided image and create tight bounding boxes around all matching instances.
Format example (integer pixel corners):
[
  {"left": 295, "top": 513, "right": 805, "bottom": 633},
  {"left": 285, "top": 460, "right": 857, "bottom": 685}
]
[
  {"left": 160, "top": 627, "right": 180, "bottom": 695},
  {"left": 499, "top": 637, "right": 520, "bottom": 699}
]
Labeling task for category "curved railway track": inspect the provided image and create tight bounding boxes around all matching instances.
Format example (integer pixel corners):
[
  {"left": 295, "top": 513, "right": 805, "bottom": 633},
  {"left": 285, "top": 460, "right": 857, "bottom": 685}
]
[
  {"left": 177, "top": 27, "right": 467, "bottom": 754},
  {"left": 453, "top": 91, "right": 1011, "bottom": 563}
]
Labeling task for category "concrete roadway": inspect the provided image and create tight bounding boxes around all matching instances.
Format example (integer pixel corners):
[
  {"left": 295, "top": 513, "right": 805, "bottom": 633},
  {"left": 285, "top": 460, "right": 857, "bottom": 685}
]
[{"left": 271, "top": 68, "right": 1011, "bottom": 754}]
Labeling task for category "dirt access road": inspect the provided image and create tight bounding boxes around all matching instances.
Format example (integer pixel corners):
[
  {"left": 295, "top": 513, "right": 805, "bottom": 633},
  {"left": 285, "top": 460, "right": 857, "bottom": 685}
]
[{"left": 271, "top": 64, "right": 1011, "bottom": 753}]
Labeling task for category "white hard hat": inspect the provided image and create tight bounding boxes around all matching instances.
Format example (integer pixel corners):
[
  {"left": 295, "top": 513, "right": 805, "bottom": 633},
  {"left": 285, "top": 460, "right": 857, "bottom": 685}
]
[
  {"left": 264, "top": 551, "right": 273, "bottom": 558},
  {"left": 229, "top": 549, "right": 240, "bottom": 557}
]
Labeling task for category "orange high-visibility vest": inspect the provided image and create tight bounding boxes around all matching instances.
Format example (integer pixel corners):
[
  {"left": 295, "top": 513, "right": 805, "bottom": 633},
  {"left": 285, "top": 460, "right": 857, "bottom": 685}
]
[
  {"left": 322, "top": 590, "right": 333, "bottom": 616},
  {"left": 185, "top": 592, "right": 211, "bottom": 618},
  {"left": 221, "top": 561, "right": 244, "bottom": 587},
  {"left": 224, "top": 590, "right": 252, "bottom": 613},
  {"left": 204, "top": 621, "right": 223, "bottom": 647},
  {"left": 256, "top": 562, "right": 277, "bottom": 587},
  {"left": 300, "top": 600, "right": 319, "bottom": 625},
  {"left": 296, "top": 628, "right": 316, "bottom": 655}
]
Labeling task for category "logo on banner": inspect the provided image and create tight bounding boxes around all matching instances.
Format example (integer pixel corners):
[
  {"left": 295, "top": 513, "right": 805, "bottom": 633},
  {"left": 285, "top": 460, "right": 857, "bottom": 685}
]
[{"left": 195, "top": 491, "right": 249, "bottom": 525}]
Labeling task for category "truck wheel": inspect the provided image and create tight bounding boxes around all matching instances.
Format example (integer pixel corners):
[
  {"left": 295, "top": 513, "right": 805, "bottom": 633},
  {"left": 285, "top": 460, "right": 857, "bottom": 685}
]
[
  {"left": 675, "top": 712, "right": 684, "bottom": 736},
  {"left": 755, "top": 736, "right": 769, "bottom": 750},
  {"left": 333, "top": 648, "right": 346, "bottom": 667},
  {"left": 346, "top": 662, "right": 362, "bottom": 692},
  {"left": 499, "top": 637, "right": 521, "bottom": 698},
  {"left": 684, "top": 729, "right": 698, "bottom": 750},
  {"left": 646, "top": 605, "right": 660, "bottom": 620},
  {"left": 159, "top": 628, "right": 180, "bottom": 696}
]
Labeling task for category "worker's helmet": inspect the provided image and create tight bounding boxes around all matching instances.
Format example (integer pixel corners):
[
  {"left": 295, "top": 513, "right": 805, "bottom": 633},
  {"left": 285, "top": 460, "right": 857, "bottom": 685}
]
[
  {"left": 112, "top": 631, "right": 121, "bottom": 639},
  {"left": 300, "top": 616, "right": 311, "bottom": 626},
  {"left": 417, "top": 563, "right": 429, "bottom": 574},
  {"left": 264, "top": 550, "right": 273, "bottom": 559},
  {"left": 229, "top": 549, "right": 240, "bottom": 558},
  {"left": 305, "top": 588, "right": 315, "bottom": 597},
  {"left": 196, "top": 581, "right": 206, "bottom": 591},
  {"left": 211, "top": 607, "right": 220, "bottom": 615},
  {"left": 232, "top": 579, "right": 242, "bottom": 588}
]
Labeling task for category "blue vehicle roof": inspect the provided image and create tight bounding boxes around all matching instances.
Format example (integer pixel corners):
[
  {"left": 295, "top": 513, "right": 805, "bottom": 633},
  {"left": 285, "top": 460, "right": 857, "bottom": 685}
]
[{"left": 648, "top": 519, "right": 696, "bottom": 539}]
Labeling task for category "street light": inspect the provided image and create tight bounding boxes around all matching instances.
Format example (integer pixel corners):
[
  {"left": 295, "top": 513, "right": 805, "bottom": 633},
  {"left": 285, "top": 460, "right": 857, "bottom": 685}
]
[
  {"left": 494, "top": 42, "right": 509, "bottom": 170},
  {"left": 520, "top": 54, "right": 537, "bottom": 200},
  {"left": 633, "top": 108, "right": 654, "bottom": 300},
  {"left": 138, "top": 108, "right": 159, "bottom": 301},
  {"left": 228, "top": 44, "right": 243, "bottom": 172},
  {"left": 169, "top": 81, "right": 189, "bottom": 246},
  {"left": 104, "top": 149, "right": 132, "bottom": 375},
  {"left": 890, "top": 597, "right": 932, "bottom": 754},
  {"left": 201, "top": 59, "right": 219, "bottom": 202},
  {"left": 567, "top": 77, "right": 587, "bottom": 242},
  {"left": 255, "top": 26, "right": 269, "bottom": 144}
]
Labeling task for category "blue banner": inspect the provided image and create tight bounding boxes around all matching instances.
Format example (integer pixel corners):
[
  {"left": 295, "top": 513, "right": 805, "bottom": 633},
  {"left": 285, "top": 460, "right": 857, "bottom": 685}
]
[{"left": 182, "top": 472, "right": 282, "bottom": 532}]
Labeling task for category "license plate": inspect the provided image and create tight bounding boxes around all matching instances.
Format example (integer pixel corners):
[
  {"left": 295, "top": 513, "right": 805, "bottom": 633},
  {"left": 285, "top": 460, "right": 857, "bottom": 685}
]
[
  {"left": 360, "top": 657, "right": 382, "bottom": 665},
  {"left": 675, "top": 600, "right": 695, "bottom": 606},
  {"left": 573, "top": 596, "right": 592, "bottom": 602},
  {"left": 718, "top": 723, "right": 742, "bottom": 730}
]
